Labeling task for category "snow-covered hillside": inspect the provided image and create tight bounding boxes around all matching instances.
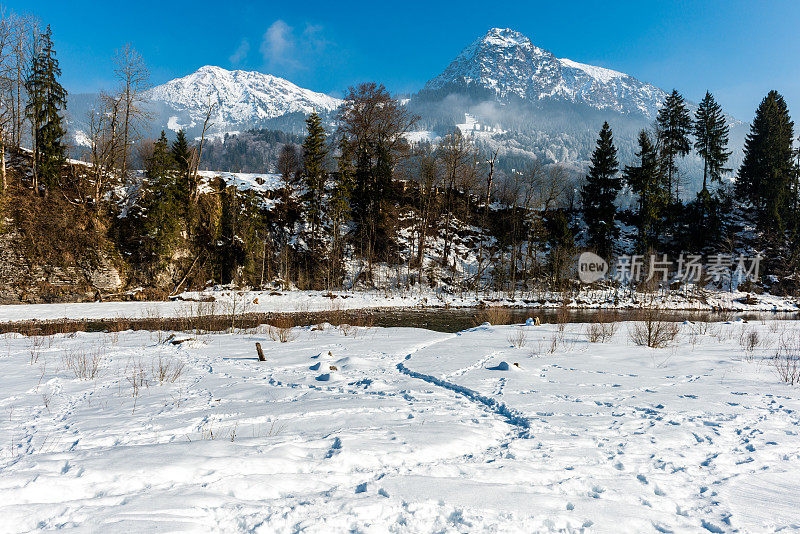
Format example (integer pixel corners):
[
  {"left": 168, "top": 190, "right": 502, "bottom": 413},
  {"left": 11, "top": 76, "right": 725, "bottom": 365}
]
[
  {"left": 425, "top": 28, "right": 667, "bottom": 119},
  {"left": 147, "top": 65, "right": 342, "bottom": 135}
]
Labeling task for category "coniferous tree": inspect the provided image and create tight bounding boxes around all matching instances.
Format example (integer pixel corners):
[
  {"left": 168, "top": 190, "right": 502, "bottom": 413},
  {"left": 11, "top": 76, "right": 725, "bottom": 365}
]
[
  {"left": 301, "top": 113, "right": 328, "bottom": 233},
  {"left": 736, "top": 90, "right": 796, "bottom": 235},
  {"left": 694, "top": 91, "right": 731, "bottom": 192},
  {"left": 656, "top": 89, "right": 692, "bottom": 202},
  {"left": 171, "top": 130, "right": 193, "bottom": 211},
  {"left": 24, "top": 25, "right": 67, "bottom": 189},
  {"left": 147, "top": 131, "right": 174, "bottom": 184},
  {"left": 140, "top": 132, "right": 182, "bottom": 261},
  {"left": 624, "top": 131, "right": 667, "bottom": 251},
  {"left": 580, "top": 122, "right": 621, "bottom": 258}
]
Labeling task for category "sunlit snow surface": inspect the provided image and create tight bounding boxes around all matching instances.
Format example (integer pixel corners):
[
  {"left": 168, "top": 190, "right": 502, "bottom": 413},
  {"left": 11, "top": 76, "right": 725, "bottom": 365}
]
[{"left": 2, "top": 319, "right": 800, "bottom": 532}]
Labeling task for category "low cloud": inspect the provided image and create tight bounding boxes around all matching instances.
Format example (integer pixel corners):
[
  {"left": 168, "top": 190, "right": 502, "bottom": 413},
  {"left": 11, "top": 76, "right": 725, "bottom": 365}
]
[
  {"left": 229, "top": 38, "right": 250, "bottom": 65},
  {"left": 259, "top": 19, "right": 332, "bottom": 74}
]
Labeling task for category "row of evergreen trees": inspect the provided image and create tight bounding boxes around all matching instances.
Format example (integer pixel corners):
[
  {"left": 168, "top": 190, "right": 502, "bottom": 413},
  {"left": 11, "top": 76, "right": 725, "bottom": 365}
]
[{"left": 581, "top": 88, "right": 799, "bottom": 282}]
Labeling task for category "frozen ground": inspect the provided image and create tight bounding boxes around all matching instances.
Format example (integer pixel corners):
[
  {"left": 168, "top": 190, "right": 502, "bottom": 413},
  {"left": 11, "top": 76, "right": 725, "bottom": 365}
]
[
  {"left": 1, "top": 319, "right": 800, "bottom": 532},
  {"left": 0, "top": 287, "right": 796, "bottom": 323}
]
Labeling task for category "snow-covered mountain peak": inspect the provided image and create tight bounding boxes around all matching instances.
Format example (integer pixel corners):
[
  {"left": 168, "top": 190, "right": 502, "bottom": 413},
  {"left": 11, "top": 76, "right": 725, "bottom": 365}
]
[
  {"left": 147, "top": 66, "right": 343, "bottom": 134},
  {"left": 424, "top": 28, "right": 666, "bottom": 119},
  {"left": 481, "top": 28, "right": 534, "bottom": 49}
]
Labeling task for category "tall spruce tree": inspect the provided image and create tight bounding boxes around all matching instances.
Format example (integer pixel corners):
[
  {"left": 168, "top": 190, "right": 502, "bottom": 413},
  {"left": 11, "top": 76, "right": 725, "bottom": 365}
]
[
  {"left": 301, "top": 113, "right": 328, "bottom": 233},
  {"left": 580, "top": 122, "right": 621, "bottom": 258},
  {"left": 736, "top": 90, "right": 796, "bottom": 235},
  {"left": 24, "top": 26, "right": 67, "bottom": 189},
  {"left": 171, "top": 130, "right": 193, "bottom": 212},
  {"left": 624, "top": 130, "right": 667, "bottom": 251},
  {"left": 656, "top": 89, "right": 692, "bottom": 202},
  {"left": 693, "top": 91, "right": 731, "bottom": 192}
]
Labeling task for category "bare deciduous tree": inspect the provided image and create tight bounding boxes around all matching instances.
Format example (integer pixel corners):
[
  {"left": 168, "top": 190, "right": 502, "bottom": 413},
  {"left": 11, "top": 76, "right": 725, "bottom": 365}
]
[
  {"left": 86, "top": 92, "right": 122, "bottom": 202},
  {"left": 437, "top": 128, "right": 473, "bottom": 267},
  {"left": 113, "top": 44, "right": 151, "bottom": 179}
]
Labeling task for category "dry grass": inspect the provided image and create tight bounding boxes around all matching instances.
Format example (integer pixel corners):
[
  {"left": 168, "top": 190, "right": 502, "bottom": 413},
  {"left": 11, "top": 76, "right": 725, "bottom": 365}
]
[
  {"left": 585, "top": 311, "right": 619, "bottom": 343},
  {"left": 479, "top": 306, "right": 512, "bottom": 326},
  {"left": 28, "top": 336, "right": 45, "bottom": 364},
  {"left": 507, "top": 327, "right": 528, "bottom": 348},
  {"left": 62, "top": 347, "right": 103, "bottom": 379},
  {"left": 268, "top": 316, "right": 296, "bottom": 343},
  {"left": 739, "top": 326, "right": 760, "bottom": 361},
  {"left": 555, "top": 304, "right": 571, "bottom": 333},
  {"left": 628, "top": 309, "right": 680, "bottom": 348},
  {"left": 586, "top": 322, "right": 617, "bottom": 343},
  {"left": 773, "top": 333, "right": 800, "bottom": 385},
  {"left": 151, "top": 355, "right": 185, "bottom": 384}
]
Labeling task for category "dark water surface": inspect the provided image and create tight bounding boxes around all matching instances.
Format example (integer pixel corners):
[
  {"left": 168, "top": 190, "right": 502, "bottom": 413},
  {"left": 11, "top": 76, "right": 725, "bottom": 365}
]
[{"left": 2, "top": 307, "right": 797, "bottom": 335}]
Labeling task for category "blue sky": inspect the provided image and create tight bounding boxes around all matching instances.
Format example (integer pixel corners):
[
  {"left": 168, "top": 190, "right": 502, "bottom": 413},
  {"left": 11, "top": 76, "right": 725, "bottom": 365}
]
[{"left": 11, "top": 0, "right": 800, "bottom": 121}]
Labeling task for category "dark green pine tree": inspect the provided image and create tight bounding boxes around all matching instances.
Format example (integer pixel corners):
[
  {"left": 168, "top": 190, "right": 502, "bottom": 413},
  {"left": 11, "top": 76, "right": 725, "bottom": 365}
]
[
  {"left": 693, "top": 91, "right": 731, "bottom": 192},
  {"left": 736, "top": 90, "right": 796, "bottom": 235},
  {"left": 147, "top": 131, "right": 174, "bottom": 184},
  {"left": 24, "top": 25, "right": 68, "bottom": 189},
  {"left": 624, "top": 130, "right": 668, "bottom": 251},
  {"left": 301, "top": 113, "right": 328, "bottom": 233},
  {"left": 655, "top": 89, "right": 692, "bottom": 202},
  {"left": 170, "top": 130, "right": 193, "bottom": 211},
  {"left": 140, "top": 132, "right": 182, "bottom": 261},
  {"left": 580, "top": 122, "right": 621, "bottom": 258}
]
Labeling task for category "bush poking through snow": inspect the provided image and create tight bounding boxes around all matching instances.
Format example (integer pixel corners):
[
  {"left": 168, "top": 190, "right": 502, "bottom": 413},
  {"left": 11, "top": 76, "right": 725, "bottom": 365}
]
[
  {"left": 739, "top": 327, "right": 760, "bottom": 361},
  {"left": 586, "top": 312, "right": 618, "bottom": 343},
  {"left": 479, "top": 307, "right": 511, "bottom": 326},
  {"left": 555, "top": 305, "right": 571, "bottom": 333},
  {"left": 268, "top": 316, "right": 296, "bottom": 343},
  {"left": 507, "top": 327, "right": 527, "bottom": 348},
  {"left": 62, "top": 347, "right": 103, "bottom": 380},
  {"left": 628, "top": 309, "right": 680, "bottom": 348},
  {"left": 773, "top": 334, "right": 800, "bottom": 385},
  {"left": 151, "top": 355, "right": 185, "bottom": 384}
]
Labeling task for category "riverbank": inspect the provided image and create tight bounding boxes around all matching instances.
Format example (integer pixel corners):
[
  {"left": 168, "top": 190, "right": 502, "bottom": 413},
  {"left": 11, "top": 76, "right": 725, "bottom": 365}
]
[{"left": 0, "top": 287, "right": 796, "bottom": 325}]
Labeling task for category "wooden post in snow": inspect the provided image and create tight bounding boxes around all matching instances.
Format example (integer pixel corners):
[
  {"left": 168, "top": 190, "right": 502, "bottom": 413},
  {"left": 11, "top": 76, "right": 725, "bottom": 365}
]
[{"left": 255, "top": 342, "right": 265, "bottom": 361}]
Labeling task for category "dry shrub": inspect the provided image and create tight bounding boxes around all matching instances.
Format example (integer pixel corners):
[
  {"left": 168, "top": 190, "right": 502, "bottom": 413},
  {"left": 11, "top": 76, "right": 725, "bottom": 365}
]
[
  {"left": 151, "top": 355, "right": 185, "bottom": 384},
  {"left": 268, "top": 316, "right": 296, "bottom": 343},
  {"left": 773, "top": 333, "right": 800, "bottom": 385},
  {"left": 338, "top": 323, "right": 355, "bottom": 337},
  {"left": 555, "top": 304, "right": 571, "bottom": 332},
  {"left": 63, "top": 347, "right": 103, "bottom": 379},
  {"left": 628, "top": 309, "right": 680, "bottom": 348},
  {"left": 549, "top": 334, "right": 560, "bottom": 353},
  {"left": 739, "top": 327, "right": 760, "bottom": 361},
  {"left": 28, "top": 336, "right": 45, "bottom": 364},
  {"left": 507, "top": 327, "right": 527, "bottom": 348},
  {"left": 585, "top": 310, "right": 618, "bottom": 343},
  {"left": 480, "top": 306, "right": 512, "bottom": 326},
  {"left": 586, "top": 322, "right": 617, "bottom": 343}
]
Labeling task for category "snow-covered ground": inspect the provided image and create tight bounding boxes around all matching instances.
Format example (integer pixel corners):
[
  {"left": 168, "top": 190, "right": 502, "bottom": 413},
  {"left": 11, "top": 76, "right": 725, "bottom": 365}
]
[
  {"left": 2, "top": 318, "right": 800, "bottom": 532},
  {"left": 0, "top": 287, "right": 795, "bottom": 324}
]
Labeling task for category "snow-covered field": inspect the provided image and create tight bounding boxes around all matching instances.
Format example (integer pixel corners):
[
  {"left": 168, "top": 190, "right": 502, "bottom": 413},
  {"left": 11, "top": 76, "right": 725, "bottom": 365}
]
[{"left": 2, "top": 317, "right": 800, "bottom": 532}]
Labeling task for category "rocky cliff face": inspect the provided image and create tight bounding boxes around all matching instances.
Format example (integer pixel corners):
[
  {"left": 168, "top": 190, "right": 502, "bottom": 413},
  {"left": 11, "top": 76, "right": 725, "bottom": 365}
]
[
  {"left": 0, "top": 155, "right": 126, "bottom": 304},
  {"left": 0, "top": 220, "right": 123, "bottom": 304}
]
